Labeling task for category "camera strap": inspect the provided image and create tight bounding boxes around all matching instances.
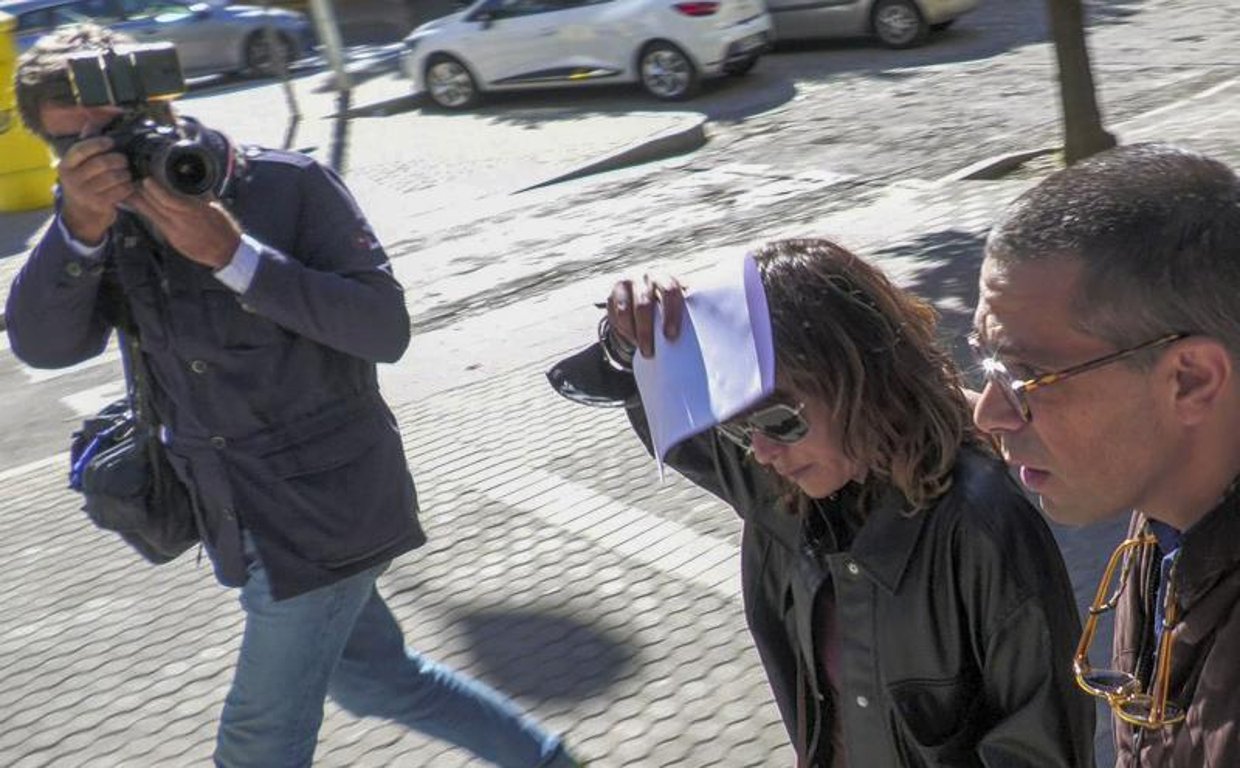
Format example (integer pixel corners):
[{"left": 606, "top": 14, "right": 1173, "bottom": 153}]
[
  {"left": 105, "top": 216, "right": 164, "bottom": 440},
  {"left": 107, "top": 258, "right": 177, "bottom": 512}
]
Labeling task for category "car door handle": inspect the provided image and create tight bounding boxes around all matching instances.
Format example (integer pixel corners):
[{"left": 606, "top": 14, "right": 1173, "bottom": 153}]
[{"left": 538, "top": 28, "right": 556, "bottom": 36}]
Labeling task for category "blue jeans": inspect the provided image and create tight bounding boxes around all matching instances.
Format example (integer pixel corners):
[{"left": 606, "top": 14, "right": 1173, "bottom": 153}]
[{"left": 214, "top": 536, "right": 573, "bottom": 767}]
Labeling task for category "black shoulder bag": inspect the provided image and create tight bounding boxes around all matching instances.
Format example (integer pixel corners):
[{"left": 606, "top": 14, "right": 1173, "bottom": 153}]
[{"left": 67, "top": 260, "right": 200, "bottom": 564}]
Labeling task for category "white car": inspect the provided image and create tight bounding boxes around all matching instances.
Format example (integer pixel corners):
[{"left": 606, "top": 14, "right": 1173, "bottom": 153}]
[
  {"left": 400, "top": 0, "right": 773, "bottom": 109},
  {"left": 765, "top": 0, "right": 979, "bottom": 48}
]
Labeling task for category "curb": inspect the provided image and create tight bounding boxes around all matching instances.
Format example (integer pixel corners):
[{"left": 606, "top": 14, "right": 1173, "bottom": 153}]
[
  {"left": 937, "top": 144, "right": 1058, "bottom": 183},
  {"left": 517, "top": 116, "right": 709, "bottom": 193},
  {"left": 936, "top": 74, "right": 1240, "bottom": 185}
]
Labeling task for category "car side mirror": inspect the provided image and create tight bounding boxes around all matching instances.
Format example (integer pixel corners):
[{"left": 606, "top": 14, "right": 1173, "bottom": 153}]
[{"left": 466, "top": 9, "right": 494, "bottom": 27}]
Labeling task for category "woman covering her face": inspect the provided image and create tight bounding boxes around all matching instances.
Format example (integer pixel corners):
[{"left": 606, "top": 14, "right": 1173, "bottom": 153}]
[{"left": 550, "top": 238, "right": 1095, "bottom": 767}]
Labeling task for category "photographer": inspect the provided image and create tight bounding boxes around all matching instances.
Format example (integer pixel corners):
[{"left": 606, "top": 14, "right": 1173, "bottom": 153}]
[{"left": 7, "top": 24, "right": 577, "bottom": 768}]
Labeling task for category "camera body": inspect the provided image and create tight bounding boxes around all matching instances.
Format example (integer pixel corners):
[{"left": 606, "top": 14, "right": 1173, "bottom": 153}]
[
  {"left": 63, "top": 44, "right": 221, "bottom": 198},
  {"left": 66, "top": 43, "right": 184, "bottom": 107}
]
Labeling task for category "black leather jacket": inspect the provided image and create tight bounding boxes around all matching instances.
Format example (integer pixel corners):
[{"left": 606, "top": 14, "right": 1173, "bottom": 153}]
[{"left": 548, "top": 344, "right": 1095, "bottom": 767}]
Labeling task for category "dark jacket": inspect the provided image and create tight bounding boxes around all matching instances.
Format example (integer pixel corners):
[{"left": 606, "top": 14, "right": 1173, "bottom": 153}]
[
  {"left": 6, "top": 128, "right": 425, "bottom": 599},
  {"left": 1112, "top": 486, "right": 1240, "bottom": 767},
  {"left": 549, "top": 343, "right": 1095, "bottom": 767}
]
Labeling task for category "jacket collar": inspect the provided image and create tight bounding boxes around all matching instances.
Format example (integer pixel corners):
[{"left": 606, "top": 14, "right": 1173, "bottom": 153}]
[
  {"left": 847, "top": 483, "right": 925, "bottom": 594},
  {"left": 1167, "top": 481, "right": 1240, "bottom": 610}
]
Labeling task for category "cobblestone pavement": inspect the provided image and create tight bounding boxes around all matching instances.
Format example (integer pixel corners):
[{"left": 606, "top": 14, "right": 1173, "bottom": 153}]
[
  {"left": 4, "top": 75, "right": 1237, "bottom": 758},
  {"left": 364, "top": 0, "right": 1240, "bottom": 340},
  {"left": 0, "top": 358, "right": 790, "bottom": 766}
]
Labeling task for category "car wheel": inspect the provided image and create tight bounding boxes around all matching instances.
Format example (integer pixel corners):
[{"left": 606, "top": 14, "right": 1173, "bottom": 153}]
[
  {"left": 872, "top": 0, "right": 927, "bottom": 49},
  {"left": 638, "top": 42, "right": 699, "bottom": 101},
  {"left": 424, "top": 54, "right": 479, "bottom": 110},
  {"left": 724, "top": 56, "right": 758, "bottom": 77},
  {"left": 243, "top": 29, "right": 293, "bottom": 77}
]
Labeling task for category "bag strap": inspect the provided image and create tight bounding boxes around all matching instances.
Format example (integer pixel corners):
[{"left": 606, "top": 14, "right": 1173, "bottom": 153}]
[{"left": 106, "top": 218, "right": 171, "bottom": 490}]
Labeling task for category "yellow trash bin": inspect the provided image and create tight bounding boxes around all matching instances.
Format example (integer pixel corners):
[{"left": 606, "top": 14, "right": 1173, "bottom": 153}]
[{"left": 0, "top": 11, "right": 56, "bottom": 212}]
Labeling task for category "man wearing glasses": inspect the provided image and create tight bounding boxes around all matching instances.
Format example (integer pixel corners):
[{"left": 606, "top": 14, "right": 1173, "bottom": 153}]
[{"left": 971, "top": 142, "right": 1240, "bottom": 766}]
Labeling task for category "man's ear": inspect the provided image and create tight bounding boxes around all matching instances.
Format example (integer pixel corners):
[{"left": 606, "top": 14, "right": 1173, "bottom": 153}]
[{"left": 1168, "top": 337, "right": 1234, "bottom": 425}]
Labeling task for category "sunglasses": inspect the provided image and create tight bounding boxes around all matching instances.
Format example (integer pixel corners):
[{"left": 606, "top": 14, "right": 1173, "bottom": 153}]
[
  {"left": 1073, "top": 525, "right": 1185, "bottom": 729},
  {"left": 716, "top": 401, "right": 809, "bottom": 449},
  {"left": 968, "top": 332, "right": 1187, "bottom": 423}
]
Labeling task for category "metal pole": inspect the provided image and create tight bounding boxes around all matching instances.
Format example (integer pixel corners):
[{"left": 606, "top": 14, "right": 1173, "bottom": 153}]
[
  {"left": 306, "top": 0, "right": 351, "bottom": 94},
  {"left": 256, "top": 12, "right": 301, "bottom": 149}
]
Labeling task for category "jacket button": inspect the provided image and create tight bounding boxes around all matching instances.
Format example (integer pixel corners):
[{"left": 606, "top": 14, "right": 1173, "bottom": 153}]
[
  {"left": 846, "top": 562, "right": 860, "bottom": 576},
  {"left": 190, "top": 360, "right": 209, "bottom": 374},
  {"left": 210, "top": 436, "right": 227, "bottom": 449},
  {"left": 65, "top": 261, "right": 84, "bottom": 277},
  {"left": 222, "top": 507, "right": 235, "bottom": 520},
  {"left": 855, "top": 695, "right": 869, "bottom": 708}
]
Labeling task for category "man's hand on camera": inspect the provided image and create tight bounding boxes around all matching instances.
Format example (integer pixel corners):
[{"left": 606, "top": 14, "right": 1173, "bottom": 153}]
[
  {"left": 607, "top": 273, "right": 686, "bottom": 359},
  {"left": 126, "top": 178, "right": 242, "bottom": 270},
  {"left": 58, "top": 136, "right": 135, "bottom": 246}
]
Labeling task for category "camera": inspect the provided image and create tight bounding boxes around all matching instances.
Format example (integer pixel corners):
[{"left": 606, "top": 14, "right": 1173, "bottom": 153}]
[{"left": 64, "top": 44, "right": 221, "bottom": 198}]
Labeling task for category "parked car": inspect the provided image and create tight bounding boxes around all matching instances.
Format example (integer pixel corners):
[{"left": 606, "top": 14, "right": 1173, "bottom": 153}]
[
  {"left": 766, "top": 0, "right": 979, "bottom": 48},
  {"left": 2, "top": 0, "right": 317, "bottom": 77},
  {"left": 400, "top": 0, "right": 773, "bottom": 109}
]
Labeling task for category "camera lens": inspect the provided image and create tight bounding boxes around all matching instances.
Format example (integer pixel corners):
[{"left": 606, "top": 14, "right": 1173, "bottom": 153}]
[
  {"left": 156, "top": 142, "right": 219, "bottom": 197},
  {"left": 104, "top": 116, "right": 223, "bottom": 198}
]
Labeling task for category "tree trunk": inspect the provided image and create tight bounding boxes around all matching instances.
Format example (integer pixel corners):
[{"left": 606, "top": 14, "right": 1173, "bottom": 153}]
[{"left": 1047, "top": 0, "right": 1116, "bottom": 164}]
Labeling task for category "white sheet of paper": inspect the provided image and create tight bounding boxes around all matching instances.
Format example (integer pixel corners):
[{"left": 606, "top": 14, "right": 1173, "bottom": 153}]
[{"left": 633, "top": 253, "right": 775, "bottom": 474}]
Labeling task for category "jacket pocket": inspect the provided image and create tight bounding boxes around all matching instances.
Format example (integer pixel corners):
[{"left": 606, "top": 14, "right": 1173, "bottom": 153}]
[
  {"left": 888, "top": 674, "right": 981, "bottom": 760},
  {"left": 246, "top": 408, "right": 416, "bottom": 567},
  {"left": 200, "top": 284, "right": 288, "bottom": 351}
]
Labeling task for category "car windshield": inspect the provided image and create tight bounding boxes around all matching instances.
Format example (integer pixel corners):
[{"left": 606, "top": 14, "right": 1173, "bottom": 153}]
[{"left": 17, "top": 0, "right": 122, "bottom": 33}]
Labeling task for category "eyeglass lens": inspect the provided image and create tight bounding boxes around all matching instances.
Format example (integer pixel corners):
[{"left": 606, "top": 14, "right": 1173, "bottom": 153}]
[
  {"left": 718, "top": 404, "right": 809, "bottom": 448},
  {"left": 968, "top": 339, "right": 1029, "bottom": 420},
  {"left": 1072, "top": 531, "right": 1184, "bottom": 728}
]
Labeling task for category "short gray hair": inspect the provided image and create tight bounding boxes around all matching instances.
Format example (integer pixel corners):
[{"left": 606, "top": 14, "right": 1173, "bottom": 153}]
[{"left": 986, "top": 143, "right": 1240, "bottom": 362}]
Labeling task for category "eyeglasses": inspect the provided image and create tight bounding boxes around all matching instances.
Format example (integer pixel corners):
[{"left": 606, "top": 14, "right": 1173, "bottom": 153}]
[
  {"left": 717, "top": 401, "right": 809, "bottom": 449},
  {"left": 1073, "top": 525, "right": 1185, "bottom": 729},
  {"left": 968, "top": 332, "right": 1187, "bottom": 422}
]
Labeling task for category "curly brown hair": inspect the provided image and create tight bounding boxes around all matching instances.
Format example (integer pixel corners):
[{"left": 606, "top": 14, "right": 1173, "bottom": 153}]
[
  {"left": 752, "top": 238, "right": 977, "bottom": 513},
  {"left": 15, "top": 23, "right": 136, "bottom": 140}
]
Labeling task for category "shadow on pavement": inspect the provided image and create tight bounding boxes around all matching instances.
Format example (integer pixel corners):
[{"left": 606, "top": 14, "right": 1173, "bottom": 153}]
[
  {"left": 347, "top": 69, "right": 796, "bottom": 125},
  {"left": 343, "top": 93, "right": 424, "bottom": 118},
  {"left": 763, "top": 0, "right": 1149, "bottom": 83},
  {"left": 0, "top": 209, "right": 51, "bottom": 262},
  {"left": 873, "top": 226, "right": 985, "bottom": 342},
  {"left": 465, "top": 70, "right": 795, "bottom": 125},
  {"left": 460, "top": 608, "right": 636, "bottom": 701}
]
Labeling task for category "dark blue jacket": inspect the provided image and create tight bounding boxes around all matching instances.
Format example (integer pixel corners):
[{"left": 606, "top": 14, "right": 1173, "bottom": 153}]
[{"left": 6, "top": 131, "right": 425, "bottom": 599}]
